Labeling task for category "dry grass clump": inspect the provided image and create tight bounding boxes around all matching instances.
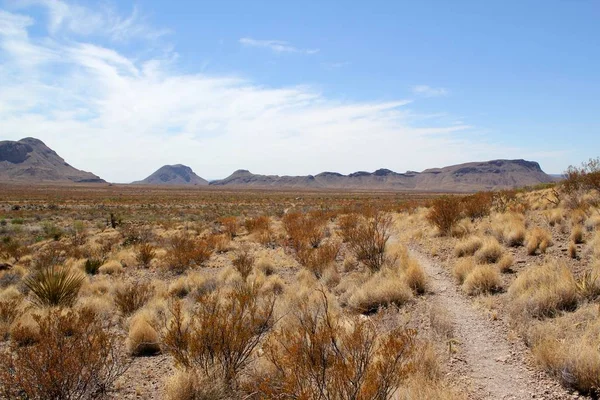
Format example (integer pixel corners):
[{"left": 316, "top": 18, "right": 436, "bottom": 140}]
[
  {"left": 453, "top": 258, "right": 476, "bottom": 284},
  {"left": 497, "top": 254, "right": 514, "bottom": 273},
  {"left": 429, "top": 304, "right": 454, "bottom": 340},
  {"left": 454, "top": 236, "right": 483, "bottom": 258},
  {"left": 462, "top": 265, "right": 502, "bottom": 295},
  {"left": 98, "top": 259, "right": 124, "bottom": 275},
  {"left": 474, "top": 237, "right": 504, "bottom": 264},
  {"left": 509, "top": 262, "right": 578, "bottom": 319},
  {"left": 544, "top": 209, "right": 564, "bottom": 227},
  {"left": 491, "top": 213, "right": 526, "bottom": 247},
  {"left": 569, "top": 242, "right": 578, "bottom": 259},
  {"left": 0, "top": 288, "right": 25, "bottom": 340},
  {"left": 136, "top": 243, "right": 156, "bottom": 268},
  {"left": 526, "top": 305, "right": 600, "bottom": 395},
  {"left": 127, "top": 315, "right": 161, "bottom": 356},
  {"left": 400, "top": 257, "right": 428, "bottom": 294},
  {"left": 348, "top": 270, "right": 413, "bottom": 314},
  {"left": 0, "top": 308, "right": 128, "bottom": 399},
  {"left": 165, "top": 370, "right": 230, "bottom": 400},
  {"left": 571, "top": 225, "right": 585, "bottom": 244},
  {"left": 525, "top": 227, "right": 553, "bottom": 255}
]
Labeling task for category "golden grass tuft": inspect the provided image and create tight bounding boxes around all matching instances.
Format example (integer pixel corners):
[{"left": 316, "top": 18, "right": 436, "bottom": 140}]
[
  {"left": 164, "top": 370, "right": 229, "bottom": 400},
  {"left": 462, "top": 265, "right": 502, "bottom": 295},
  {"left": 497, "top": 254, "right": 514, "bottom": 273},
  {"left": 525, "top": 227, "right": 553, "bottom": 256},
  {"left": 126, "top": 315, "right": 161, "bottom": 356},
  {"left": 98, "top": 260, "right": 123, "bottom": 275},
  {"left": 348, "top": 270, "right": 413, "bottom": 314},
  {"left": 571, "top": 225, "right": 585, "bottom": 244},
  {"left": 509, "top": 262, "right": 578, "bottom": 319},
  {"left": 453, "top": 236, "right": 483, "bottom": 258},
  {"left": 452, "top": 258, "right": 476, "bottom": 284},
  {"left": 401, "top": 257, "right": 428, "bottom": 294},
  {"left": 474, "top": 237, "right": 504, "bottom": 264}
]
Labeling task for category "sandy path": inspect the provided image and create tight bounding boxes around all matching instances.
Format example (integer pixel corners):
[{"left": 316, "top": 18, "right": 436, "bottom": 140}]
[{"left": 408, "top": 247, "right": 576, "bottom": 400}]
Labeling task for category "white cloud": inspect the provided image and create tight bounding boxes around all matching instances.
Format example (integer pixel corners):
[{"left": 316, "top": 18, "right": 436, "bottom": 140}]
[
  {"left": 412, "top": 85, "right": 449, "bottom": 97},
  {"left": 11, "top": 0, "right": 170, "bottom": 41},
  {"left": 239, "top": 37, "right": 319, "bottom": 54},
  {"left": 0, "top": 4, "right": 562, "bottom": 182}
]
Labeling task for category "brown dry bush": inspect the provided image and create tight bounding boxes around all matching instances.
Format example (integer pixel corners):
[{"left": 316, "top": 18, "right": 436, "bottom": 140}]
[
  {"left": 461, "top": 192, "right": 493, "bottom": 220},
  {"left": 250, "top": 292, "right": 415, "bottom": 399},
  {"left": 338, "top": 213, "right": 360, "bottom": 242},
  {"left": 161, "top": 284, "right": 275, "bottom": 386},
  {"left": 114, "top": 281, "right": 154, "bottom": 316},
  {"left": 244, "top": 216, "right": 270, "bottom": 233},
  {"left": 346, "top": 213, "right": 394, "bottom": 272},
  {"left": 283, "top": 212, "right": 326, "bottom": 251},
  {"left": 0, "top": 308, "right": 128, "bottom": 399},
  {"left": 232, "top": 248, "right": 255, "bottom": 280},
  {"left": 165, "top": 234, "right": 212, "bottom": 273},
  {"left": 219, "top": 217, "right": 239, "bottom": 239},
  {"left": 296, "top": 241, "right": 341, "bottom": 278},
  {"left": 136, "top": 243, "right": 156, "bottom": 268},
  {"left": 427, "top": 196, "right": 462, "bottom": 236}
]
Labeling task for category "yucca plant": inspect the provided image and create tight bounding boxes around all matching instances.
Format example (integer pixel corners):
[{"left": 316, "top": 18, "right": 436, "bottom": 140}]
[{"left": 24, "top": 266, "right": 84, "bottom": 307}]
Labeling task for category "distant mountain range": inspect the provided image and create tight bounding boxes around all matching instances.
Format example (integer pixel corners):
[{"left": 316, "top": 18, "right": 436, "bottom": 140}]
[
  {"left": 133, "top": 164, "right": 208, "bottom": 186},
  {"left": 0, "top": 137, "right": 555, "bottom": 191},
  {"left": 0, "top": 138, "right": 104, "bottom": 183}
]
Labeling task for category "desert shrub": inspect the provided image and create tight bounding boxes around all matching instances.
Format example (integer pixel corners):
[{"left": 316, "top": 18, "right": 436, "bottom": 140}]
[
  {"left": 346, "top": 213, "right": 394, "bottom": 272},
  {"left": 296, "top": 241, "right": 341, "bottom": 278},
  {"left": 244, "top": 216, "right": 270, "bottom": 234},
  {"left": 1, "top": 237, "right": 25, "bottom": 262},
  {"left": 232, "top": 248, "right": 255, "bottom": 280},
  {"left": 462, "top": 192, "right": 493, "bottom": 220},
  {"left": 32, "top": 242, "right": 69, "bottom": 270},
  {"left": 251, "top": 291, "right": 415, "bottom": 399},
  {"left": 136, "top": 243, "right": 156, "bottom": 268},
  {"left": 24, "top": 266, "right": 84, "bottom": 307},
  {"left": 348, "top": 271, "right": 413, "bottom": 314},
  {"left": 462, "top": 265, "right": 502, "bottom": 295},
  {"left": 42, "top": 221, "right": 63, "bottom": 241},
  {"left": 0, "top": 308, "right": 128, "bottom": 399},
  {"left": 161, "top": 284, "right": 275, "bottom": 386},
  {"left": 454, "top": 236, "right": 483, "bottom": 258},
  {"left": 283, "top": 212, "right": 326, "bottom": 251},
  {"left": 114, "top": 281, "right": 154, "bottom": 315},
  {"left": 575, "top": 269, "right": 600, "bottom": 301},
  {"left": 219, "top": 217, "right": 239, "bottom": 239},
  {"left": 563, "top": 157, "right": 600, "bottom": 194},
  {"left": 427, "top": 196, "right": 462, "bottom": 236},
  {"left": 84, "top": 257, "right": 104, "bottom": 275},
  {"left": 0, "top": 291, "right": 24, "bottom": 340},
  {"left": 474, "top": 238, "right": 504, "bottom": 264},
  {"left": 338, "top": 213, "right": 360, "bottom": 242},
  {"left": 525, "top": 227, "right": 553, "bottom": 255},
  {"left": 509, "top": 262, "right": 578, "bottom": 319},
  {"left": 165, "top": 234, "right": 212, "bottom": 274}
]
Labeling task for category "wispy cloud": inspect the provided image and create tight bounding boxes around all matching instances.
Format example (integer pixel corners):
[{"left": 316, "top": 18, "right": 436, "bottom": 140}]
[
  {"left": 412, "top": 85, "right": 449, "bottom": 97},
  {"left": 0, "top": 2, "right": 555, "bottom": 182},
  {"left": 12, "top": 0, "right": 171, "bottom": 41},
  {"left": 239, "top": 37, "right": 319, "bottom": 54}
]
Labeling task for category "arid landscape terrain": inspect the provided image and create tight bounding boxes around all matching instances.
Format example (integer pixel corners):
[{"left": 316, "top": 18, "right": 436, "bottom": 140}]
[{"left": 0, "top": 157, "right": 599, "bottom": 399}]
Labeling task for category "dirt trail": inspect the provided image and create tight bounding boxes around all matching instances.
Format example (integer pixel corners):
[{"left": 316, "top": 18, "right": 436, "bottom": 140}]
[{"left": 408, "top": 247, "right": 576, "bottom": 400}]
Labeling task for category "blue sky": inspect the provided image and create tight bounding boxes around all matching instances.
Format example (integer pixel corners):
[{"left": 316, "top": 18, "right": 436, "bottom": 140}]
[{"left": 1, "top": 0, "right": 598, "bottom": 182}]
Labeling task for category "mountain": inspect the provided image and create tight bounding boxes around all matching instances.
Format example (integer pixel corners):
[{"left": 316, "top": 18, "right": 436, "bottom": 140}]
[
  {"left": 210, "top": 160, "right": 553, "bottom": 191},
  {"left": 133, "top": 164, "right": 208, "bottom": 185},
  {"left": 0, "top": 137, "right": 104, "bottom": 183}
]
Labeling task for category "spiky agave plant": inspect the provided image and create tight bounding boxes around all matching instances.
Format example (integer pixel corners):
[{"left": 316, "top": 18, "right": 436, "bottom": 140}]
[{"left": 24, "top": 266, "right": 84, "bottom": 307}]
